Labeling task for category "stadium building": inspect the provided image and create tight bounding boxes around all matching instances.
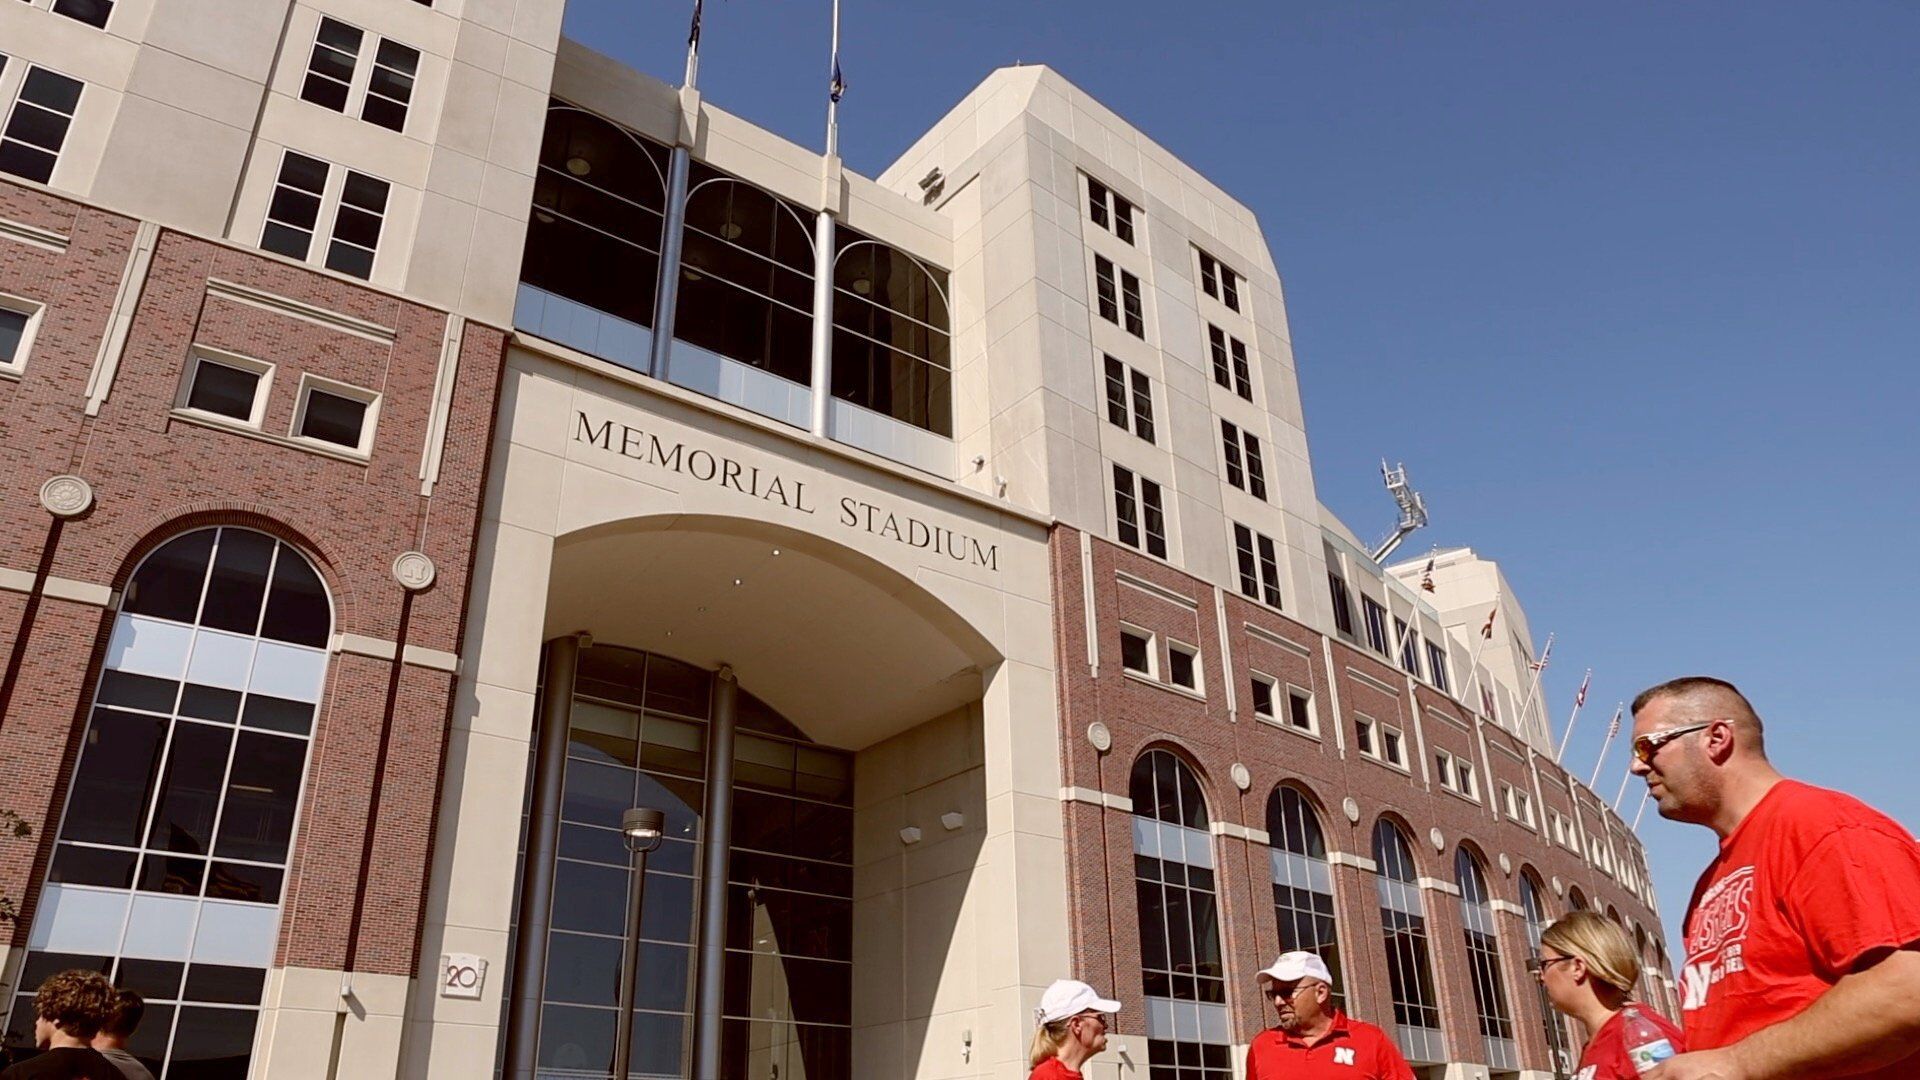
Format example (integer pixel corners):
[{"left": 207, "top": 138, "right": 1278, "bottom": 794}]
[{"left": 0, "top": 1, "right": 1670, "bottom": 1077}]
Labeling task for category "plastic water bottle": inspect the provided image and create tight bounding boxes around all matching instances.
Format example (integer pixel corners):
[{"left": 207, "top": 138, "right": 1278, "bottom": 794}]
[{"left": 1622, "top": 1006, "right": 1677, "bottom": 1075}]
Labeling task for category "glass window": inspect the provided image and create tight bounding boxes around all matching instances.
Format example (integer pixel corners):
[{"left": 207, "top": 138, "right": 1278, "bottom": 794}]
[
  {"left": 1120, "top": 269, "right": 1144, "bottom": 337},
  {"left": 296, "top": 384, "right": 372, "bottom": 451},
  {"left": 362, "top": 39, "right": 419, "bottom": 132},
  {"left": 1286, "top": 688, "right": 1314, "bottom": 732},
  {"left": 1458, "top": 848, "right": 1516, "bottom": 1062},
  {"left": 1249, "top": 675, "right": 1275, "bottom": 720},
  {"left": 51, "top": 0, "right": 114, "bottom": 28},
  {"left": 1168, "top": 643, "right": 1197, "bottom": 691},
  {"left": 1208, "top": 326, "right": 1230, "bottom": 388},
  {"left": 1120, "top": 629, "right": 1152, "bottom": 676},
  {"left": 1093, "top": 255, "right": 1119, "bottom": 324},
  {"left": 1362, "top": 597, "right": 1389, "bottom": 655},
  {"left": 1426, "top": 641, "right": 1450, "bottom": 692},
  {"left": 300, "top": 18, "right": 361, "bottom": 113},
  {"left": 184, "top": 356, "right": 263, "bottom": 424},
  {"left": 1114, "top": 465, "right": 1140, "bottom": 550},
  {"left": 1374, "top": 822, "right": 1441, "bottom": 1041},
  {"left": 1221, "top": 421, "right": 1244, "bottom": 490},
  {"left": 12, "top": 529, "right": 328, "bottom": 1079},
  {"left": 1131, "top": 750, "right": 1230, "bottom": 1079},
  {"left": 1397, "top": 619, "right": 1420, "bottom": 676},
  {"left": 830, "top": 227, "right": 952, "bottom": 436},
  {"left": 1129, "top": 369, "right": 1154, "bottom": 442},
  {"left": 261, "top": 151, "right": 328, "bottom": 262},
  {"left": 1268, "top": 787, "right": 1342, "bottom": 1009},
  {"left": 1232, "top": 525, "right": 1282, "bottom": 608},
  {"left": 0, "top": 304, "right": 34, "bottom": 368},
  {"left": 1104, "top": 355, "right": 1128, "bottom": 429},
  {"left": 326, "top": 170, "right": 389, "bottom": 280},
  {"left": 1327, "top": 573, "right": 1355, "bottom": 637},
  {"left": 0, "top": 67, "right": 83, "bottom": 184}
]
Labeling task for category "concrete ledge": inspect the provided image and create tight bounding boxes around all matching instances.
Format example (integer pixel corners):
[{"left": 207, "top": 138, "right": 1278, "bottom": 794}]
[{"left": 1059, "top": 786, "right": 1133, "bottom": 812}]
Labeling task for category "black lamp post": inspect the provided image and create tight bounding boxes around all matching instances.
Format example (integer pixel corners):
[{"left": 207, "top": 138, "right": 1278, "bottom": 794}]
[{"left": 611, "top": 806, "right": 666, "bottom": 1080}]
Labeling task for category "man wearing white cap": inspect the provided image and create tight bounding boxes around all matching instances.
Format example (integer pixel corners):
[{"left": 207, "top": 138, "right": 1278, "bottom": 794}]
[
  {"left": 1028, "top": 979, "right": 1122, "bottom": 1079},
  {"left": 1247, "top": 951, "right": 1415, "bottom": 1080}
]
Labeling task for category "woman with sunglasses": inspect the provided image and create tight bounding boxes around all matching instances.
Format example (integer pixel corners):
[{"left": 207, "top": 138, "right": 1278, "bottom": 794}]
[
  {"left": 1534, "top": 912, "right": 1684, "bottom": 1078},
  {"left": 1028, "top": 979, "right": 1121, "bottom": 1079}
]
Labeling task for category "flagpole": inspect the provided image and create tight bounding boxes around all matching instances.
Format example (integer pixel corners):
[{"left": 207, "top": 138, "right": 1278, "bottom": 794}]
[
  {"left": 807, "top": 0, "right": 842, "bottom": 438},
  {"left": 1631, "top": 791, "right": 1651, "bottom": 831},
  {"left": 825, "top": 0, "right": 841, "bottom": 159},
  {"left": 1514, "top": 631, "right": 1553, "bottom": 748},
  {"left": 1457, "top": 594, "right": 1500, "bottom": 722},
  {"left": 1613, "top": 759, "right": 1634, "bottom": 810},
  {"left": 1587, "top": 703, "right": 1623, "bottom": 788},
  {"left": 1555, "top": 668, "right": 1592, "bottom": 762},
  {"left": 684, "top": 0, "right": 702, "bottom": 89}
]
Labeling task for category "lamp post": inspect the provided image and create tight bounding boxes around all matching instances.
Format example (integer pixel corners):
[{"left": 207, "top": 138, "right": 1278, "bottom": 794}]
[{"left": 612, "top": 806, "right": 666, "bottom": 1080}]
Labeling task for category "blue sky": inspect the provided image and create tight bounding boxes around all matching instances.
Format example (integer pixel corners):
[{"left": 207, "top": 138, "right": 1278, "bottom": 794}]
[{"left": 561, "top": 1, "right": 1920, "bottom": 950}]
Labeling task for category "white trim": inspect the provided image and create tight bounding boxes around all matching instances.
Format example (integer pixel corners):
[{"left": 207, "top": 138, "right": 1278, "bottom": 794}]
[
  {"left": 418, "top": 315, "right": 464, "bottom": 495},
  {"left": 289, "top": 372, "right": 382, "bottom": 458},
  {"left": 1059, "top": 786, "right": 1133, "bottom": 813},
  {"left": 204, "top": 278, "right": 397, "bottom": 344},
  {"left": 82, "top": 221, "right": 159, "bottom": 414},
  {"left": 1118, "top": 623, "right": 1157, "bottom": 679},
  {"left": 0, "top": 215, "right": 67, "bottom": 252},
  {"left": 1115, "top": 570, "right": 1198, "bottom": 612},
  {"left": 1418, "top": 877, "right": 1461, "bottom": 896},
  {"left": 333, "top": 632, "right": 397, "bottom": 660},
  {"left": 0, "top": 567, "right": 113, "bottom": 606},
  {"left": 1346, "top": 667, "right": 1402, "bottom": 697},
  {"left": 1490, "top": 900, "right": 1524, "bottom": 918},
  {"left": 1327, "top": 851, "right": 1376, "bottom": 872},
  {"left": 177, "top": 345, "right": 274, "bottom": 429},
  {"left": 1080, "top": 530, "right": 1098, "bottom": 677},
  {"left": 1213, "top": 586, "right": 1236, "bottom": 720},
  {"left": 402, "top": 645, "right": 459, "bottom": 672},
  {"left": 1245, "top": 622, "right": 1312, "bottom": 658},
  {"left": 1209, "top": 821, "right": 1267, "bottom": 844},
  {"left": 0, "top": 293, "right": 45, "bottom": 378},
  {"left": 1283, "top": 682, "right": 1319, "bottom": 736},
  {"left": 1166, "top": 638, "right": 1202, "bottom": 694},
  {"left": 1248, "top": 670, "right": 1278, "bottom": 722}
]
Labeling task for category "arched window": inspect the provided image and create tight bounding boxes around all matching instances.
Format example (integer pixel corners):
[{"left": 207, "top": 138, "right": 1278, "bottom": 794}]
[
  {"left": 1519, "top": 869, "right": 1574, "bottom": 1073},
  {"left": 831, "top": 228, "right": 953, "bottom": 436},
  {"left": 6, "top": 528, "right": 330, "bottom": 1077},
  {"left": 522, "top": 103, "right": 672, "bottom": 355},
  {"left": 1266, "top": 786, "right": 1343, "bottom": 1008},
  {"left": 1456, "top": 848, "right": 1516, "bottom": 1068},
  {"left": 1568, "top": 886, "right": 1588, "bottom": 911},
  {"left": 676, "top": 164, "right": 817, "bottom": 386},
  {"left": 1373, "top": 820, "right": 1443, "bottom": 1063},
  {"left": 1130, "top": 750, "right": 1230, "bottom": 1079}
]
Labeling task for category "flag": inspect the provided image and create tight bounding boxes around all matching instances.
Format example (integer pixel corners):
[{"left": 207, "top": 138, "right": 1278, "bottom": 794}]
[
  {"left": 830, "top": 59, "right": 845, "bottom": 103},
  {"left": 1574, "top": 668, "right": 1591, "bottom": 708},
  {"left": 688, "top": 0, "right": 703, "bottom": 48},
  {"left": 1479, "top": 604, "right": 1497, "bottom": 640},
  {"left": 1529, "top": 635, "right": 1553, "bottom": 672},
  {"left": 1605, "top": 706, "right": 1622, "bottom": 740},
  {"left": 1419, "top": 557, "right": 1435, "bottom": 592}
]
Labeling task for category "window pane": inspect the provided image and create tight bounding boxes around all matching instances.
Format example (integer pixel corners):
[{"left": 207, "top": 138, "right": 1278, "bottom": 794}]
[
  {"left": 64, "top": 708, "right": 169, "bottom": 846},
  {"left": 298, "top": 389, "right": 368, "bottom": 448},
  {"left": 325, "top": 239, "right": 375, "bottom": 280},
  {"left": 185, "top": 362, "right": 260, "bottom": 422},
  {"left": 49, "top": 844, "right": 137, "bottom": 889},
  {"left": 200, "top": 530, "right": 276, "bottom": 635},
  {"left": 212, "top": 732, "right": 305, "bottom": 863},
  {"left": 168, "top": 1005, "right": 258, "bottom": 1079},
  {"left": 0, "top": 308, "right": 27, "bottom": 365},
  {"left": 52, "top": 0, "right": 114, "bottom": 28},
  {"left": 144, "top": 722, "right": 232, "bottom": 857},
  {"left": 258, "top": 549, "right": 329, "bottom": 648}
]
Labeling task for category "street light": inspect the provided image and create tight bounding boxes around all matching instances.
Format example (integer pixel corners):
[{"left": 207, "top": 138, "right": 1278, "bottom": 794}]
[{"left": 611, "top": 807, "right": 666, "bottom": 1080}]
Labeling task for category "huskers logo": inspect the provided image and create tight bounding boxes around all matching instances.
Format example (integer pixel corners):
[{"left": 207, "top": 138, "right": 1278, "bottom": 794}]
[
  {"left": 1332, "top": 1047, "right": 1356, "bottom": 1066},
  {"left": 1682, "top": 865, "right": 1755, "bottom": 1010}
]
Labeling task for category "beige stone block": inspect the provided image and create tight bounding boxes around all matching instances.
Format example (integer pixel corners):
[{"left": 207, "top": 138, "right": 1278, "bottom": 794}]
[
  {"left": 851, "top": 888, "right": 904, "bottom": 1026},
  {"left": 431, "top": 728, "right": 534, "bottom": 931},
  {"left": 459, "top": 206, "right": 528, "bottom": 325},
  {"left": 553, "top": 458, "right": 683, "bottom": 537},
  {"left": 503, "top": 37, "right": 557, "bottom": 92},
  {"left": 91, "top": 96, "right": 249, "bottom": 237},
  {"left": 401, "top": 191, "right": 476, "bottom": 316},
  {"left": 899, "top": 873, "right": 973, "bottom": 1018},
  {"left": 252, "top": 1005, "right": 336, "bottom": 1080},
  {"left": 852, "top": 1022, "right": 906, "bottom": 1080},
  {"left": 425, "top": 146, "right": 486, "bottom": 206},
  {"left": 854, "top": 793, "right": 908, "bottom": 869},
  {"left": 486, "top": 441, "right": 563, "bottom": 532},
  {"left": 337, "top": 1010, "right": 405, "bottom": 1078},
  {"left": 511, "top": 0, "right": 567, "bottom": 51},
  {"left": 437, "top": 61, "right": 501, "bottom": 160},
  {"left": 463, "top": 520, "right": 554, "bottom": 694},
  {"left": 500, "top": 356, "right": 578, "bottom": 456},
  {"left": 413, "top": 1018, "right": 507, "bottom": 1080},
  {"left": 453, "top": 20, "right": 509, "bottom": 72},
  {"left": 1000, "top": 594, "right": 1053, "bottom": 671}
]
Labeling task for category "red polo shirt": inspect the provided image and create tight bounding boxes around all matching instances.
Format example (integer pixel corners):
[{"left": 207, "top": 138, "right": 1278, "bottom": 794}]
[{"left": 1245, "top": 1010, "right": 1417, "bottom": 1080}]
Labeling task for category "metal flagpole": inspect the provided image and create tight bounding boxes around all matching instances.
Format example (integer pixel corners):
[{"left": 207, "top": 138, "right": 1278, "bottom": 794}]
[
  {"left": 807, "top": 0, "right": 842, "bottom": 437},
  {"left": 1588, "top": 703, "right": 1623, "bottom": 788},
  {"left": 1555, "top": 668, "right": 1592, "bottom": 762},
  {"left": 1631, "top": 790, "right": 1651, "bottom": 831},
  {"left": 1613, "top": 758, "right": 1634, "bottom": 810},
  {"left": 1514, "top": 631, "right": 1553, "bottom": 748},
  {"left": 684, "top": 0, "right": 703, "bottom": 88},
  {"left": 1457, "top": 595, "right": 1500, "bottom": 721}
]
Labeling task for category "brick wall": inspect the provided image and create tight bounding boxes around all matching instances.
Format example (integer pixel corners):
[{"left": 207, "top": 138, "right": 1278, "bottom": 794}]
[
  {"left": 1050, "top": 525, "right": 1667, "bottom": 1070},
  {"left": 0, "top": 179, "right": 506, "bottom": 979}
]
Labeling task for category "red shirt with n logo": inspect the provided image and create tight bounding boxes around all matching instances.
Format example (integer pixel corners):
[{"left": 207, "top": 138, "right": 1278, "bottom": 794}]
[{"left": 1680, "top": 780, "right": 1920, "bottom": 1079}]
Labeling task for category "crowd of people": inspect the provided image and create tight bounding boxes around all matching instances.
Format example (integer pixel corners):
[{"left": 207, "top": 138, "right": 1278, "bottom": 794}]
[{"left": 1030, "top": 676, "right": 1920, "bottom": 1080}]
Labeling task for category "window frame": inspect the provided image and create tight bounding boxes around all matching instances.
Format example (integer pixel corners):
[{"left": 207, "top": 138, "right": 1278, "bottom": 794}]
[
  {"left": 25, "top": 0, "right": 115, "bottom": 28},
  {"left": 0, "top": 293, "right": 47, "bottom": 377},
  {"left": 1167, "top": 640, "right": 1201, "bottom": 694},
  {"left": 1425, "top": 639, "right": 1451, "bottom": 692},
  {"left": 177, "top": 347, "right": 275, "bottom": 430},
  {"left": 1356, "top": 716, "right": 1409, "bottom": 770},
  {"left": 1284, "top": 684, "right": 1317, "bottom": 735},
  {"left": 1119, "top": 625, "right": 1156, "bottom": 679},
  {"left": 298, "top": 15, "right": 422, "bottom": 134},
  {"left": 1102, "top": 354, "right": 1155, "bottom": 443},
  {"left": 1085, "top": 175, "right": 1136, "bottom": 245},
  {"left": 289, "top": 373, "right": 381, "bottom": 458},
  {"left": 1361, "top": 596, "right": 1390, "bottom": 655},
  {"left": 0, "top": 63, "right": 86, "bottom": 186},
  {"left": 1249, "top": 672, "right": 1277, "bottom": 723},
  {"left": 258, "top": 150, "right": 391, "bottom": 281},
  {"left": 1195, "top": 247, "right": 1243, "bottom": 313}
]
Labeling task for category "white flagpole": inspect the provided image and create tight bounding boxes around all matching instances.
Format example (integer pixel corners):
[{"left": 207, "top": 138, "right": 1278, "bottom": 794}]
[
  {"left": 1457, "top": 594, "right": 1500, "bottom": 721},
  {"left": 1613, "top": 759, "right": 1634, "bottom": 810},
  {"left": 825, "top": 0, "right": 841, "bottom": 158},
  {"left": 1514, "top": 631, "right": 1553, "bottom": 747},
  {"left": 807, "top": 0, "right": 842, "bottom": 439},
  {"left": 1588, "top": 703, "right": 1623, "bottom": 788},
  {"left": 1555, "top": 668, "right": 1591, "bottom": 763},
  {"left": 684, "top": 0, "right": 703, "bottom": 89},
  {"left": 1631, "top": 791, "right": 1651, "bottom": 831}
]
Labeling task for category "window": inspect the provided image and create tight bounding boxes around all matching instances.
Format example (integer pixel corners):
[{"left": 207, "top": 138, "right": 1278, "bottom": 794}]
[
  {"left": 1095, "top": 256, "right": 1144, "bottom": 337},
  {"left": 300, "top": 19, "right": 420, "bottom": 133},
  {"left": 1285, "top": 686, "right": 1315, "bottom": 734},
  {"left": 1196, "top": 249, "right": 1242, "bottom": 312},
  {"left": 1435, "top": 749, "right": 1478, "bottom": 801},
  {"left": 1361, "top": 597, "right": 1389, "bottom": 655},
  {"left": 1382, "top": 726, "right": 1405, "bottom": 767},
  {"left": 259, "top": 152, "right": 390, "bottom": 280},
  {"left": 1354, "top": 716, "right": 1375, "bottom": 757},
  {"left": 50, "top": 0, "right": 115, "bottom": 29},
  {"left": 1457, "top": 849, "right": 1517, "bottom": 1068},
  {"left": 1395, "top": 619, "right": 1421, "bottom": 677},
  {"left": 6, "top": 528, "right": 329, "bottom": 1080},
  {"left": 0, "top": 66, "right": 83, "bottom": 184},
  {"left": 1121, "top": 267, "right": 1144, "bottom": 337},
  {"left": 1103, "top": 355, "right": 1154, "bottom": 443},
  {"left": 1131, "top": 751, "right": 1231, "bottom": 1079},
  {"left": 1521, "top": 871, "right": 1577, "bottom": 1074},
  {"left": 1113, "top": 465, "right": 1167, "bottom": 558},
  {"left": 1501, "top": 782, "right": 1535, "bottom": 828},
  {"left": 828, "top": 227, "right": 954, "bottom": 435},
  {"left": 1356, "top": 717, "right": 1406, "bottom": 769},
  {"left": 1168, "top": 641, "right": 1199, "bottom": 692},
  {"left": 1219, "top": 421, "right": 1266, "bottom": 499},
  {"left": 1120, "top": 627, "right": 1154, "bottom": 677},
  {"left": 1206, "top": 325, "right": 1252, "bottom": 399},
  {"left": 1426, "top": 641, "right": 1450, "bottom": 692},
  {"left": 291, "top": 376, "right": 379, "bottom": 456},
  {"left": 1374, "top": 821, "right": 1443, "bottom": 1061},
  {"left": 1327, "top": 573, "right": 1355, "bottom": 637},
  {"left": 682, "top": 166, "right": 814, "bottom": 387},
  {"left": 1249, "top": 674, "right": 1276, "bottom": 722},
  {"left": 1086, "top": 177, "right": 1135, "bottom": 244},
  {"left": 1231, "top": 524, "right": 1282, "bottom": 608},
  {"left": 0, "top": 296, "right": 45, "bottom": 375},
  {"left": 1268, "top": 787, "right": 1343, "bottom": 1009},
  {"left": 180, "top": 349, "right": 272, "bottom": 427}
]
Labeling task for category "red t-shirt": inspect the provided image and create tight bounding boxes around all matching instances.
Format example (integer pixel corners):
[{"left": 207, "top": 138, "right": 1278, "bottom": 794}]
[
  {"left": 1245, "top": 1011, "right": 1417, "bottom": 1080},
  {"left": 1679, "top": 780, "right": 1920, "bottom": 1080},
  {"left": 1027, "top": 1058, "right": 1081, "bottom": 1080},
  {"left": 1574, "top": 1005, "right": 1684, "bottom": 1080}
]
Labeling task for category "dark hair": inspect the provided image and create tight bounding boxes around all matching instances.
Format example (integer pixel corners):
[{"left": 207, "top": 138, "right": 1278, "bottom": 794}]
[
  {"left": 101, "top": 989, "right": 145, "bottom": 1039},
  {"left": 1631, "top": 675, "right": 1765, "bottom": 748},
  {"left": 33, "top": 969, "right": 116, "bottom": 1040}
]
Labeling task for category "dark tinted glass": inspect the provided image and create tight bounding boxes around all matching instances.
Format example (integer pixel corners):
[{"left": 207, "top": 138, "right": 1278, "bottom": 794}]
[
  {"left": 185, "top": 362, "right": 261, "bottom": 423},
  {"left": 561, "top": 758, "right": 633, "bottom": 829},
  {"left": 643, "top": 654, "right": 708, "bottom": 717},
  {"left": 213, "top": 732, "right": 306, "bottom": 862},
  {"left": 0, "top": 142, "right": 56, "bottom": 183},
  {"left": 0, "top": 308, "right": 27, "bottom": 364},
  {"left": 205, "top": 862, "right": 282, "bottom": 903},
  {"left": 200, "top": 530, "right": 275, "bottom": 634},
  {"left": 97, "top": 672, "right": 179, "bottom": 714},
  {"left": 137, "top": 851, "right": 204, "bottom": 894},
  {"left": 183, "top": 965, "right": 266, "bottom": 1005},
  {"left": 550, "top": 859, "right": 626, "bottom": 935},
  {"left": 297, "top": 389, "right": 368, "bottom": 448},
  {"left": 49, "top": 844, "right": 137, "bottom": 888},
  {"left": 258, "top": 548, "right": 328, "bottom": 647},
  {"left": 361, "top": 95, "right": 406, "bottom": 132},
  {"left": 179, "top": 685, "right": 241, "bottom": 723},
  {"left": 51, "top": 0, "right": 114, "bottom": 28},
  {"left": 63, "top": 708, "right": 167, "bottom": 846},
  {"left": 116, "top": 958, "right": 185, "bottom": 1000},
  {"left": 125, "top": 529, "right": 214, "bottom": 622},
  {"left": 638, "top": 870, "right": 696, "bottom": 944},
  {"left": 146, "top": 722, "right": 233, "bottom": 855},
  {"left": 168, "top": 1005, "right": 256, "bottom": 1079},
  {"left": 20, "top": 69, "right": 83, "bottom": 115},
  {"left": 260, "top": 221, "right": 314, "bottom": 261},
  {"left": 542, "top": 930, "right": 621, "bottom": 1006},
  {"left": 326, "top": 238, "right": 376, "bottom": 279},
  {"left": 240, "top": 695, "right": 312, "bottom": 736},
  {"left": 536, "top": 1004, "right": 611, "bottom": 1072},
  {"left": 278, "top": 152, "right": 328, "bottom": 194},
  {"left": 1120, "top": 631, "right": 1149, "bottom": 674}
]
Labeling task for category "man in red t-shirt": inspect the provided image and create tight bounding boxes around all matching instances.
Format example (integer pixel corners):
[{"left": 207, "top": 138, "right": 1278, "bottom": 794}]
[
  {"left": 1245, "top": 952, "right": 1415, "bottom": 1080},
  {"left": 1627, "top": 676, "right": 1920, "bottom": 1080}
]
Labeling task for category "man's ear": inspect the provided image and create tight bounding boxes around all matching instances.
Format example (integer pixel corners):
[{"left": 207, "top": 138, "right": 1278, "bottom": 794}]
[{"left": 1706, "top": 719, "right": 1740, "bottom": 763}]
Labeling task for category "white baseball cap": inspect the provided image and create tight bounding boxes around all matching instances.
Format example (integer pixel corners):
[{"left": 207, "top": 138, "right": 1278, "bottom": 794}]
[
  {"left": 1034, "top": 979, "right": 1123, "bottom": 1025},
  {"left": 1256, "top": 951, "right": 1333, "bottom": 986}
]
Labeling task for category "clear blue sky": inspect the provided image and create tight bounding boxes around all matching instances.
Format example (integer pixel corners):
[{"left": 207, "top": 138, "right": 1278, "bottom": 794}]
[{"left": 561, "top": 1, "right": 1920, "bottom": 951}]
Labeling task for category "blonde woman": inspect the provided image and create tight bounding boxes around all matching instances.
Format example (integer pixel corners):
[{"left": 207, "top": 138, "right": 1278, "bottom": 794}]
[
  {"left": 1028, "top": 979, "right": 1121, "bottom": 1079},
  {"left": 1532, "top": 911, "right": 1684, "bottom": 1079}
]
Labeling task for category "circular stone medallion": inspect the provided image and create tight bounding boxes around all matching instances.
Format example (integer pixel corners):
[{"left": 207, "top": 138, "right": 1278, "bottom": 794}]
[
  {"left": 392, "top": 551, "right": 438, "bottom": 591},
  {"left": 39, "top": 475, "right": 93, "bottom": 518}
]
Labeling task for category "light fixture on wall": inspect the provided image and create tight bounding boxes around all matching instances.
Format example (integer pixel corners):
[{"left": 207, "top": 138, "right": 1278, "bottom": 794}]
[
  {"left": 851, "top": 277, "right": 872, "bottom": 295},
  {"left": 565, "top": 156, "right": 592, "bottom": 176}
]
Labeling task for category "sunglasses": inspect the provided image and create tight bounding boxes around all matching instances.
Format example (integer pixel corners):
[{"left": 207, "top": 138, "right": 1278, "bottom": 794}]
[
  {"left": 1631, "top": 721, "right": 1715, "bottom": 765},
  {"left": 1526, "top": 955, "right": 1575, "bottom": 977}
]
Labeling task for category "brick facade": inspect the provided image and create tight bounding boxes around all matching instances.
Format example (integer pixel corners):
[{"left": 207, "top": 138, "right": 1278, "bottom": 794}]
[
  {"left": 0, "top": 179, "right": 506, "bottom": 980},
  {"left": 1050, "top": 525, "right": 1670, "bottom": 1071}
]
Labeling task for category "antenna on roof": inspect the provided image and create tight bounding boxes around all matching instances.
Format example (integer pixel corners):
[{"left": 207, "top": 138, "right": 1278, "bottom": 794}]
[{"left": 1370, "top": 460, "right": 1429, "bottom": 562}]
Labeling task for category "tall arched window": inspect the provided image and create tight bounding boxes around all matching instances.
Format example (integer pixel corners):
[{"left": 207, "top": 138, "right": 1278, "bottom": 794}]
[
  {"left": 831, "top": 228, "right": 952, "bottom": 436},
  {"left": 1130, "top": 750, "right": 1230, "bottom": 1079},
  {"left": 1519, "top": 869, "right": 1573, "bottom": 1074},
  {"left": 676, "top": 164, "right": 817, "bottom": 386},
  {"left": 1456, "top": 848, "right": 1516, "bottom": 1069},
  {"left": 1568, "top": 886, "right": 1588, "bottom": 911},
  {"left": 5, "top": 528, "right": 330, "bottom": 1078},
  {"left": 1266, "top": 786, "right": 1343, "bottom": 1008},
  {"left": 1372, "top": 820, "right": 1443, "bottom": 1064}
]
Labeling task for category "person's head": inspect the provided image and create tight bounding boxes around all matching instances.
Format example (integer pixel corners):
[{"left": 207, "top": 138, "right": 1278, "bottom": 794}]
[
  {"left": 31, "top": 969, "right": 116, "bottom": 1048},
  {"left": 1628, "top": 676, "right": 1768, "bottom": 823},
  {"left": 1256, "top": 951, "right": 1334, "bottom": 1035},
  {"left": 1029, "top": 979, "right": 1119, "bottom": 1068},
  {"left": 1534, "top": 912, "right": 1641, "bottom": 1017},
  {"left": 94, "top": 988, "right": 145, "bottom": 1049}
]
